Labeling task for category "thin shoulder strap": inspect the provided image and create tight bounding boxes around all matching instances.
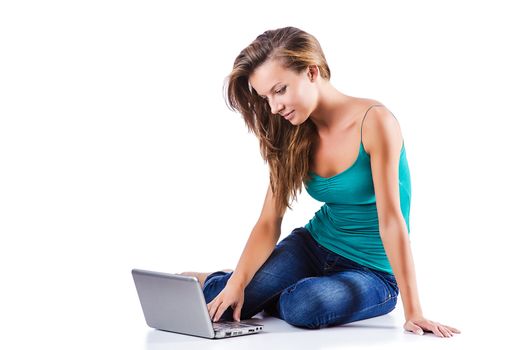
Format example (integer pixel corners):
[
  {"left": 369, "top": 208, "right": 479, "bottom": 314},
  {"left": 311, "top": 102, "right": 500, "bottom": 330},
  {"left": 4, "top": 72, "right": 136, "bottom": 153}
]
[{"left": 360, "top": 104, "right": 385, "bottom": 144}]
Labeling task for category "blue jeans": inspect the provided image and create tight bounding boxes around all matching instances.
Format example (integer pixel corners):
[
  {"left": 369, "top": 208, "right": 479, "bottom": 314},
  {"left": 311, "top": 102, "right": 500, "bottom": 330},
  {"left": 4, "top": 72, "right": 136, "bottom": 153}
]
[{"left": 202, "top": 227, "right": 399, "bottom": 329}]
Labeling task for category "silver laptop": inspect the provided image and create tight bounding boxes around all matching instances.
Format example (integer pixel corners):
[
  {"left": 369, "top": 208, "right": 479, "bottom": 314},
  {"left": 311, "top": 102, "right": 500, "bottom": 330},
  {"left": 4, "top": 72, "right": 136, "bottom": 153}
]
[{"left": 131, "top": 269, "right": 264, "bottom": 339}]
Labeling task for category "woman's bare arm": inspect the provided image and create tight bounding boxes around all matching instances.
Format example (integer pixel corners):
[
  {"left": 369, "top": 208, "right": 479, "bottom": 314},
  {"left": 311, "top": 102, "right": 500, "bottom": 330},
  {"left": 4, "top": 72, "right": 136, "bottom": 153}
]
[{"left": 228, "top": 184, "right": 285, "bottom": 289}]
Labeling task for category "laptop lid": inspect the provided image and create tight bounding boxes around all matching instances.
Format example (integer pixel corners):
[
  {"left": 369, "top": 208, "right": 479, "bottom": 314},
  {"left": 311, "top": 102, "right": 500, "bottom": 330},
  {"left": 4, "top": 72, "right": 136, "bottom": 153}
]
[{"left": 132, "top": 268, "right": 216, "bottom": 338}]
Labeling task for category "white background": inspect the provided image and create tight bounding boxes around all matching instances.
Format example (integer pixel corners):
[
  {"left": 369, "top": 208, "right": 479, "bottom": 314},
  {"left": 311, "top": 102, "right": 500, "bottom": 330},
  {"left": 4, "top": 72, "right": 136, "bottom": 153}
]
[{"left": 1, "top": 1, "right": 527, "bottom": 349}]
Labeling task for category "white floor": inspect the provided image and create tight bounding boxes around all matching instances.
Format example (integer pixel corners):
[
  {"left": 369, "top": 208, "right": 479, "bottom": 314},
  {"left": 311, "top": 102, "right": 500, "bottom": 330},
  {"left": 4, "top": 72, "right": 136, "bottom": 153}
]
[
  {"left": 2, "top": 288, "right": 520, "bottom": 350},
  {"left": 136, "top": 301, "right": 487, "bottom": 350}
]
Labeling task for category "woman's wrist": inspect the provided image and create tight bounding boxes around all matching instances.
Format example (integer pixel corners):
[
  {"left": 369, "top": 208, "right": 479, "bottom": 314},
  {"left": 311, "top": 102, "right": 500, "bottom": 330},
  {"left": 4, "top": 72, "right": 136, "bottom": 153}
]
[
  {"left": 404, "top": 306, "right": 424, "bottom": 321},
  {"left": 227, "top": 272, "right": 247, "bottom": 289}
]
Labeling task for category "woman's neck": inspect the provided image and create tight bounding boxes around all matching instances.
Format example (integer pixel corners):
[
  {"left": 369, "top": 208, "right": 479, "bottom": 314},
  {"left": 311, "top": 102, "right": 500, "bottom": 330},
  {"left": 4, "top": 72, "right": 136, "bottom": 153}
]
[{"left": 309, "top": 82, "right": 354, "bottom": 134}]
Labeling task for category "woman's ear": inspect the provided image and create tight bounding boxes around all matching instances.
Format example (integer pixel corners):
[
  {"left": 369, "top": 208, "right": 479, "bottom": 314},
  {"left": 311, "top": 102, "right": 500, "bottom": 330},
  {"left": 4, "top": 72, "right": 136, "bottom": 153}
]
[{"left": 307, "top": 65, "right": 319, "bottom": 82}]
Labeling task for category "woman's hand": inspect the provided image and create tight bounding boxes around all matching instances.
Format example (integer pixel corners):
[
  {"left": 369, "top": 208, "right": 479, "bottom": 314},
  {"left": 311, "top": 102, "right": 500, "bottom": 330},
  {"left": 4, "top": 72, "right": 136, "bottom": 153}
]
[
  {"left": 207, "top": 279, "right": 245, "bottom": 322},
  {"left": 404, "top": 316, "right": 461, "bottom": 337}
]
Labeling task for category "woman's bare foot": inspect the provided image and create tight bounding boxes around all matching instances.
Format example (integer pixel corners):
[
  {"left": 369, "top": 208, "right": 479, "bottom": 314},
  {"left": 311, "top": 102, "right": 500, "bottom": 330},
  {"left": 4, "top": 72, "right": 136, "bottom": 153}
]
[{"left": 179, "top": 269, "right": 233, "bottom": 289}]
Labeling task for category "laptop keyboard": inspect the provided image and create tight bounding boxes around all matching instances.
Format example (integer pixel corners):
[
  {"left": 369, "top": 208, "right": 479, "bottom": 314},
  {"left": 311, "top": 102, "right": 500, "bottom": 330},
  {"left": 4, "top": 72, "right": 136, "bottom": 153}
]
[{"left": 212, "top": 321, "right": 250, "bottom": 331}]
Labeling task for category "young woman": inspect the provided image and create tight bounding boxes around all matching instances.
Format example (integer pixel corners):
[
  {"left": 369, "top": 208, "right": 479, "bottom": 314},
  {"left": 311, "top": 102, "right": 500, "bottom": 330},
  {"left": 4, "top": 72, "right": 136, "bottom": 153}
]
[{"left": 181, "top": 26, "right": 460, "bottom": 338}]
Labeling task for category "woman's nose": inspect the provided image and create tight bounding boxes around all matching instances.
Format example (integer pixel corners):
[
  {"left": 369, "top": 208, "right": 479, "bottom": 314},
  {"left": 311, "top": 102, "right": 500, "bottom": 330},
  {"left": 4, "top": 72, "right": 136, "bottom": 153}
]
[{"left": 270, "top": 101, "right": 284, "bottom": 115}]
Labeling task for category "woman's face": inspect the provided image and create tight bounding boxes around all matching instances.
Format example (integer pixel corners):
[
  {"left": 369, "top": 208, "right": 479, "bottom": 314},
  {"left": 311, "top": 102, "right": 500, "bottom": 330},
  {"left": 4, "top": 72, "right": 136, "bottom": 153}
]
[{"left": 248, "top": 59, "right": 318, "bottom": 125}]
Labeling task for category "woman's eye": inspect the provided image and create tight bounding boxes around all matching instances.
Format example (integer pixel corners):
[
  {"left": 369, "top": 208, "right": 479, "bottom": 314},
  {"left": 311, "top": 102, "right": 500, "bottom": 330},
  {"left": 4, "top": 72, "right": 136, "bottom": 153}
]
[{"left": 276, "top": 86, "right": 286, "bottom": 94}]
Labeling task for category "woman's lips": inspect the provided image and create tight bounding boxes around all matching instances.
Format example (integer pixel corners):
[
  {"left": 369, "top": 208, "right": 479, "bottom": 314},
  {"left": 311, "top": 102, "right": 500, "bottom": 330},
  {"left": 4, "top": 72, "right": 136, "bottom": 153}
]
[{"left": 284, "top": 110, "right": 295, "bottom": 120}]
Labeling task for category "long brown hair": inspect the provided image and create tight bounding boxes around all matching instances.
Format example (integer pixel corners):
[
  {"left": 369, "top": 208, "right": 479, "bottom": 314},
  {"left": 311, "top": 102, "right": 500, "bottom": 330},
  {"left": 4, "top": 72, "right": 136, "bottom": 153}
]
[{"left": 224, "top": 26, "right": 331, "bottom": 214}]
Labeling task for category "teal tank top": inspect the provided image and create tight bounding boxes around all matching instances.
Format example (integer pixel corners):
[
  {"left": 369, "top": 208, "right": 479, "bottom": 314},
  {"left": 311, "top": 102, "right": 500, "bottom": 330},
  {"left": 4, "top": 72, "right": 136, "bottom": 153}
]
[{"left": 303, "top": 105, "right": 411, "bottom": 274}]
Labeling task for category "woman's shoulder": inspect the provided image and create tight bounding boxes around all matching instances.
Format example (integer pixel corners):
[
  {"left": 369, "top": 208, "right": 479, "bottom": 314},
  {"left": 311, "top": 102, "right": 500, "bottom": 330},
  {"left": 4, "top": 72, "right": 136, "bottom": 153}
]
[
  {"left": 344, "top": 96, "right": 386, "bottom": 124},
  {"left": 356, "top": 99, "right": 403, "bottom": 153},
  {"left": 352, "top": 97, "right": 385, "bottom": 112},
  {"left": 350, "top": 97, "right": 398, "bottom": 121},
  {"left": 343, "top": 95, "right": 382, "bottom": 110}
]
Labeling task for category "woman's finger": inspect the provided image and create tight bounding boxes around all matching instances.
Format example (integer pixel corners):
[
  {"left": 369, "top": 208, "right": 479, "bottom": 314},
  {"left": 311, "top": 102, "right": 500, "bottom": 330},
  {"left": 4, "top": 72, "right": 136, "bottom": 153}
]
[
  {"left": 438, "top": 325, "right": 451, "bottom": 338},
  {"left": 206, "top": 299, "right": 214, "bottom": 315},
  {"left": 404, "top": 321, "right": 424, "bottom": 335},
  {"left": 443, "top": 324, "right": 461, "bottom": 334},
  {"left": 213, "top": 303, "right": 226, "bottom": 322},
  {"left": 208, "top": 300, "right": 220, "bottom": 320},
  {"left": 233, "top": 302, "right": 243, "bottom": 322},
  {"left": 427, "top": 323, "right": 444, "bottom": 338},
  {"left": 445, "top": 325, "right": 455, "bottom": 337},
  {"left": 442, "top": 326, "right": 453, "bottom": 337}
]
